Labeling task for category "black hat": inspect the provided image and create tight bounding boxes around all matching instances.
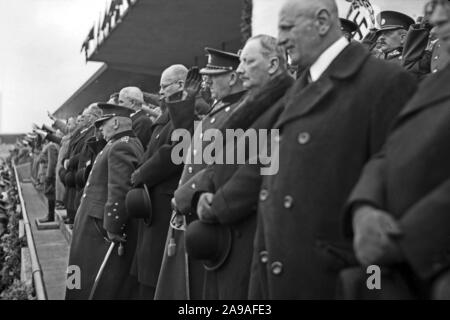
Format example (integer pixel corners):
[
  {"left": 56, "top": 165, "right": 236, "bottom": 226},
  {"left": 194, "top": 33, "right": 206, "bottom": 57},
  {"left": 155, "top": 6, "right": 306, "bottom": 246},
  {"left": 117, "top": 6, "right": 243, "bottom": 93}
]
[
  {"left": 185, "top": 221, "right": 232, "bottom": 271},
  {"left": 377, "top": 11, "right": 414, "bottom": 34},
  {"left": 200, "top": 47, "right": 240, "bottom": 76},
  {"left": 94, "top": 103, "right": 134, "bottom": 128},
  {"left": 64, "top": 171, "right": 76, "bottom": 188},
  {"left": 340, "top": 18, "right": 358, "bottom": 37},
  {"left": 75, "top": 168, "right": 87, "bottom": 189},
  {"left": 125, "top": 185, "right": 152, "bottom": 224}
]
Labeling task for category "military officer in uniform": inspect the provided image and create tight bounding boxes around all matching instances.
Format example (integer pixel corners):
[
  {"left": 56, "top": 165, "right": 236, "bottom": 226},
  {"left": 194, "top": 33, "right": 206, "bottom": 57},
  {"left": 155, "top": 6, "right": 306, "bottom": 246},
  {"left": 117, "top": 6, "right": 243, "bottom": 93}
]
[
  {"left": 65, "top": 103, "right": 144, "bottom": 300},
  {"left": 375, "top": 11, "right": 415, "bottom": 65},
  {"left": 154, "top": 48, "right": 246, "bottom": 300}
]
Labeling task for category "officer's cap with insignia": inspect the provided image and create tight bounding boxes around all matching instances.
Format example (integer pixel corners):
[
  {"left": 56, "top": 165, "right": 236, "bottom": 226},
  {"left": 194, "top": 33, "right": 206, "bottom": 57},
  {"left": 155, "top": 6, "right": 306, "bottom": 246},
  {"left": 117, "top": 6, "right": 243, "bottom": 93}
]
[
  {"left": 200, "top": 47, "right": 240, "bottom": 76},
  {"left": 340, "top": 18, "right": 358, "bottom": 39},
  {"left": 376, "top": 11, "right": 414, "bottom": 35},
  {"left": 94, "top": 103, "right": 134, "bottom": 128}
]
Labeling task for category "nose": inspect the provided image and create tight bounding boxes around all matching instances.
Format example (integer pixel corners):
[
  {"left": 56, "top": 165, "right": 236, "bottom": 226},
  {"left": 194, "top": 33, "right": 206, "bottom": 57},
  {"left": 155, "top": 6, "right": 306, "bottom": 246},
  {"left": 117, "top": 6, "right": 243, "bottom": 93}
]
[
  {"left": 430, "top": 3, "right": 449, "bottom": 27},
  {"left": 236, "top": 62, "right": 244, "bottom": 74},
  {"left": 278, "top": 31, "right": 288, "bottom": 47}
]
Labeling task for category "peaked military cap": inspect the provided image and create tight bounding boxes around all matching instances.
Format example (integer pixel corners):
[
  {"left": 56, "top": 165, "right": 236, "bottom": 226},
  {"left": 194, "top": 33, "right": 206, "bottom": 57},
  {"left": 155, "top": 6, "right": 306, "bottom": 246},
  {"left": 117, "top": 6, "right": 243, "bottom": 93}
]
[
  {"left": 340, "top": 18, "right": 358, "bottom": 37},
  {"left": 94, "top": 103, "right": 134, "bottom": 127},
  {"left": 376, "top": 11, "right": 414, "bottom": 34},
  {"left": 200, "top": 47, "right": 240, "bottom": 75}
]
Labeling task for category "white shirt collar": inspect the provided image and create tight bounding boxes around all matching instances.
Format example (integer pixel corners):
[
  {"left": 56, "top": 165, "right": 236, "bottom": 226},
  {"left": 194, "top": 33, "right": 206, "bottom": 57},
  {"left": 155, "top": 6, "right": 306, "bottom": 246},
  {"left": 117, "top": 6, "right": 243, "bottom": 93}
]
[{"left": 309, "top": 37, "right": 349, "bottom": 82}]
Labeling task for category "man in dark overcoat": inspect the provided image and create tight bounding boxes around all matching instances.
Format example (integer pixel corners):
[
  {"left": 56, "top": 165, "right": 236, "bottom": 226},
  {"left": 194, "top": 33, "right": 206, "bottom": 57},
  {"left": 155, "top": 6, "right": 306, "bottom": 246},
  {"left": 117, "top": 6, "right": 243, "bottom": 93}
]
[
  {"left": 129, "top": 64, "right": 195, "bottom": 299},
  {"left": 155, "top": 48, "right": 246, "bottom": 300},
  {"left": 341, "top": 0, "right": 450, "bottom": 300},
  {"left": 65, "top": 104, "right": 144, "bottom": 300},
  {"left": 62, "top": 104, "right": 101, "bottom": 225},
  {"left": 180, "top": 35, "right": 294, "bottom": 299},
  {"left": 248, "top": 0, "right": 418, "bottom": 299}
]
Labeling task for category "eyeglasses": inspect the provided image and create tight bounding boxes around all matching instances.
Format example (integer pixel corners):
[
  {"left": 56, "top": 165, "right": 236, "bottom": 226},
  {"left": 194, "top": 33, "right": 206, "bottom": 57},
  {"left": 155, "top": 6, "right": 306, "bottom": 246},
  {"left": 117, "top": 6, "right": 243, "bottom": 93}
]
[{"left": 159, "top": 80, "right": 179, "bottom": 90}]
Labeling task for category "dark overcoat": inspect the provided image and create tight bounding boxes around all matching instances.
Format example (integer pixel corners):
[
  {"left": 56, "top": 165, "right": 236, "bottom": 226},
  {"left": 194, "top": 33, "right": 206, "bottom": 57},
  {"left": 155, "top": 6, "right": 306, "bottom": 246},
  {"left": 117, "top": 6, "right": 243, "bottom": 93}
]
[
  {"left": 155, "top": 91, "right": 245, "bottom": 300},
  {"left": 66, "top": 131, "right": 143, "bottom": 300},
  {"left": 178, "top": 73, "right": 294, "bottom": 299},
  {"left": 249, "top": 42, "right": 418, "bottom": 299},
  {"left": 131, "top": 109, "right": 154, "bottom": 150},
  {"left": 130, "top": 100, "right": 194, "bottom": 291},
  {"left": 342, "top": 65, "right": 450, "bottom": 299}
]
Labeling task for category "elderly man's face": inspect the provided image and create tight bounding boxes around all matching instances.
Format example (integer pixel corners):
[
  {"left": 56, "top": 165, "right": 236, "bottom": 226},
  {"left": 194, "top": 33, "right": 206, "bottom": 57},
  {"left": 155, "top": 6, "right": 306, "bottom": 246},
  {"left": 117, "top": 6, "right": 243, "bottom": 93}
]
[
  {"left": 118, "top": 94, "right": 134, "bottom": 109},
  {"left": 237, "top": 39, "right": 272, "bottom": 91},
  {"left": 377, "top": 29, "right": 405, "bottom": 52},
  {"left": 159, "top": 72, "right": 183, "bottom": 101},
  {"left": 430, "top": 0, "right": 450, "bottom": 54},
  {"left": 99, "top": 117, "right": 116, "bottom": 141},
  {"left": 278, "top": 1, "right": 322, "bottom": 69},
  {"left": 204, "top": 73, "right": 233, "bottom": 100}
]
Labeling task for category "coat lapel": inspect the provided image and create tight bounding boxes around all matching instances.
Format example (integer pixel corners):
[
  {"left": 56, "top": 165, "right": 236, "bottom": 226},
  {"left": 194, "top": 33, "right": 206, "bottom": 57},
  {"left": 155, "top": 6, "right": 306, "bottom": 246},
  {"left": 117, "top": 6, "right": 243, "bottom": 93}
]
[
  {"left": 275, "top": 42, "right": 369, "bottom": 128},
  {"left": 396, "top": 65, "right": 450, "bottom": 121}
]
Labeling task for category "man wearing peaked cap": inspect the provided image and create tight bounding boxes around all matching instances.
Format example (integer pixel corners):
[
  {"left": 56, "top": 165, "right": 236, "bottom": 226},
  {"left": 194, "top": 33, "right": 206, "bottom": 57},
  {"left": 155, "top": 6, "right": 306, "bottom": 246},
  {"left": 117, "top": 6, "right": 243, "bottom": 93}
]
[
  {"left": 376, "top": 11, "right": 415, "bottom": 64},
  {"left": 340, "top": 18, "right": 358, "bottom": 41},
  {"left": 200, "top": 47, "right": 241, "bottom": 75},
  {"left": 66, "top": 102, "right": 144, "bottom": 300},
  {"left": 154, "top": 50, "right": 246, "bottom": 300}
]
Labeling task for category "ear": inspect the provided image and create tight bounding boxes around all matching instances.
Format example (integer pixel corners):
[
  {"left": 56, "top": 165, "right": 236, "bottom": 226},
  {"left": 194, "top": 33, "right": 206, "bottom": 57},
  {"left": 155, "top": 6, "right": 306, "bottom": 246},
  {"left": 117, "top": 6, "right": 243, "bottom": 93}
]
[
  {"left": 316, "top": 9, "right": 332, "bottom": 36},
  {"left": 228, "top": 72, "right": 238, "bottom": 86},
  {"left": 268, "top": 57, "right": 280, "bottom": 75}
]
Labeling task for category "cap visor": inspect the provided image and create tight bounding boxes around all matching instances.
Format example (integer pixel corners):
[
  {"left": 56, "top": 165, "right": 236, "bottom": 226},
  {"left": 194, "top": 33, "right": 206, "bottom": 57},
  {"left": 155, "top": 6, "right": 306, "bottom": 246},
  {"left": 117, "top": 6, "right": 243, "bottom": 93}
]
[
  {"left": 199, "top": 68, "right": 231, "bottom": 75},
  {"left": 94, "top": 116, "right": 111, "bottom": 127}
]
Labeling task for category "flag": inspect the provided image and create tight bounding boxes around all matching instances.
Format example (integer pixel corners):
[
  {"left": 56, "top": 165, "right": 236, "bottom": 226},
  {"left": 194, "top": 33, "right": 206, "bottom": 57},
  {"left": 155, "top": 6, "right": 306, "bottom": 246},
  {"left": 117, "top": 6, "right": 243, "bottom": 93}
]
[
  {"left": 346, "top": 0, "right": 376, "bottom": 40},
  {"left": 80, "top": 25, "right": 94, "bottom": 53}
]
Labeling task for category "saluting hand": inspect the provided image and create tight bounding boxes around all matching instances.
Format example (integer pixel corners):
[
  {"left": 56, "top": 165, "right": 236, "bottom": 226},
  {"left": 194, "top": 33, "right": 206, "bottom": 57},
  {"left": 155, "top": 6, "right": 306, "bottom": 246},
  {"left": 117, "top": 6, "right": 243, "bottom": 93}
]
[
  {"left": 197, "top": 192, "right": 216, "bottom": 223},
  {"left": 352, "top": 205, "right": 404, "bottom": 266}
]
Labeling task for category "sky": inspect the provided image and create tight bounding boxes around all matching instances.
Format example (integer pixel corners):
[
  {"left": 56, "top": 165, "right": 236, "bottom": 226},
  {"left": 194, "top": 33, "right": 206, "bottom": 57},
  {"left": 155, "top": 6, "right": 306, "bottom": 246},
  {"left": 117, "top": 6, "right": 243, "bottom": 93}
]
[
  {"left": 0, "top": 0, "right": 106, "bottom": 133},
  {"left": 0, "top": 0, "right": 427, "bottom": 134}
]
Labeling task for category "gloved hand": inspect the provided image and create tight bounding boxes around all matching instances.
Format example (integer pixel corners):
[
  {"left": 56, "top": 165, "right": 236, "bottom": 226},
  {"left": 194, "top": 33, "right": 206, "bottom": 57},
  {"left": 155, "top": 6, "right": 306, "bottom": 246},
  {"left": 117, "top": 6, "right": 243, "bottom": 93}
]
[
  {"left": 184, "top": 66, "right": 202, "bottom": 99},
  {"left": 352, "top": 205, "right": 404, "bottom": 266},
  {"left": 197, "top": 192, "right": 217, "bottom": 223}
]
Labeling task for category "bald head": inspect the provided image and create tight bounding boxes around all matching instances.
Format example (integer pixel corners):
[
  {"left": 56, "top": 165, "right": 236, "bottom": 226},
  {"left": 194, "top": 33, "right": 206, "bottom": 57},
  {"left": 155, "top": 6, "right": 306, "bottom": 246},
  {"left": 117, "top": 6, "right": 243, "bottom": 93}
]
[
  {"left": 159, "top": 64, "right": 188, "bottom": 101},
  {"left": 278, "top": 0, "right": 342, "bottom": 69},
  {"left": 119, "top": 86, "right": 144, "bottom": 111}
]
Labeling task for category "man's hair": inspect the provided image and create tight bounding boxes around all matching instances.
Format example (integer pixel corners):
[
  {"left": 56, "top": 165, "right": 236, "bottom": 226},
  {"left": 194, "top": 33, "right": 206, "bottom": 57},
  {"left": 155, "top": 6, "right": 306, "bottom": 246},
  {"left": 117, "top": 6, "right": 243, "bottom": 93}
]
[
  {"left": 162, "top": 64, "right": 189, "bottom": 82},
  {"left": 84, "top": 103, "right": 102, "bottom": 119},
  {"left": 248, "top": 34, "right": 287, "bottom": 70},
  {"left": 119, "top": 87, "right": 144, "bottom": 105},
  {"left": 109, "top": 92, "right": 119, "bottom": 104}
]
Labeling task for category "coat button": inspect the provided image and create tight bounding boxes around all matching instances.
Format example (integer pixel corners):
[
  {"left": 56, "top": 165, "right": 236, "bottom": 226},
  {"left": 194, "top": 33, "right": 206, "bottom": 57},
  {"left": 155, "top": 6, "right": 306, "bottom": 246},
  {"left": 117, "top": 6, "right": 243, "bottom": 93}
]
[
  {"left": 260, "top": 251, "right": 269, "bottom": 264},
  {"left": 225, "top": 106, "right": 230, "bottom": 112},
  {"left": 433, "top": 69, "right": 438, "bottom": 73},
  {"left": 210, "top": 118, "right": 216, "bottom": 124},
  {"left": 191, "top": 183, "right": 196, "bottom": 189},
  {"left": 298, "top": 132, "right": 310, "bottom": 144},
  {"left": 271, "top": 261, "right": 283, "bottom": 275},
  {"left": 83, "top": 194, "right": 86, "bottom": 198},
  {"left": 155, "top": 134, "right": 160, "bottom": 139},
  {"left": 108, "top": 212, "right": 112, "bottom": 216},
  {"left": 199, "top": 133, "right": 203, "bottom": 139},
  {"left": 283, "top": 195, "right": 294, "bottom": 209},
  {"left": 188, "top": 166, "right": 193, "bottom": 174},
  {"left": 259, "top": 189, "right": 268, "bottom": 201}
]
